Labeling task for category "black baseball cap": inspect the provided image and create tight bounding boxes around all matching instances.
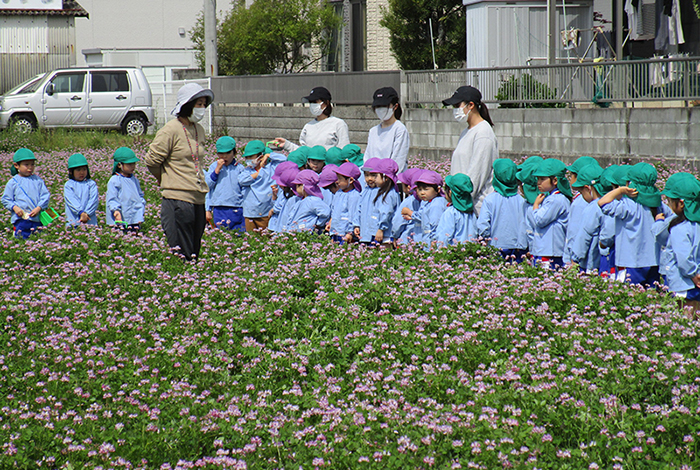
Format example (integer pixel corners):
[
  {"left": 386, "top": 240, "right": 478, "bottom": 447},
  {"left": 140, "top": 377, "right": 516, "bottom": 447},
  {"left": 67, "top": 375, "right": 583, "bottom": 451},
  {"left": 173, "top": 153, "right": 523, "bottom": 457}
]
[
  {"left": 372, "top": 87, "right": 399, "bottom": 107},
  {"left": 302, "top": 87, "right": 332, "bottom": 103},
  {"left": 443, "top": 85, "right": 482, "bottom": 106}
]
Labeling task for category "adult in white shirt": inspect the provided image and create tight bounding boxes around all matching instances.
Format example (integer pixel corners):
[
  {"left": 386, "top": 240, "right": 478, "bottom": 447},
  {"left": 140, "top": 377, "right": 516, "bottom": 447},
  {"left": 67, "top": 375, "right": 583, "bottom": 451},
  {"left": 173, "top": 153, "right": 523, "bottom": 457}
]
[
  {"left": 443, "top": 86, "right": 499, "bottom": 215},
  {"left": 364, "top": 86, "right": 410, "bottom": 173},
  {"left": 273, "top": 87, "right": 350, "bottom": 152}
]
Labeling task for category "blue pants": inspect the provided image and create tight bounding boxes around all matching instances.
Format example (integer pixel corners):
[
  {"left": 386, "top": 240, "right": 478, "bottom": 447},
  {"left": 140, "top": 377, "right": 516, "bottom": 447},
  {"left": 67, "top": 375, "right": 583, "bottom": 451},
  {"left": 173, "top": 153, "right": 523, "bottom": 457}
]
[
  {"left": 14, "top": 219, "right": 42, "bottom": 239},
  {"left": 533, "top": 256, "right": 564, "bottom": 270},
  {"left": 619, "top": 266, "right": 660, "bottom": 287},
  {"left": 330, "top": 234, "right": 345, "bottom": 245},
  {"left": 599, "top": 246, "right": 615, "bottom": 275},
  {"left": 212, "top": 206, "right": 245, "bottom": 231},
  {"left": 500, "top": 248, "right": 527, "bottom": 263}
]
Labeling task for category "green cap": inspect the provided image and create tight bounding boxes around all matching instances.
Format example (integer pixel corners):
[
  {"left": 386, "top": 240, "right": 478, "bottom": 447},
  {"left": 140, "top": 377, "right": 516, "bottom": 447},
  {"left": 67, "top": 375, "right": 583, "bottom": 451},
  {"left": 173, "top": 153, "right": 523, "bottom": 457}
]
[
  {"left": 325, "top": 146, "right": 345, "bottom": 166},
  {"left": 342, "top": 144, "right": 364, "bottom": 167},
  {"left": 628, "top": 162, "right": 661, "bottom": 208},
  {"left": 491, "top": 159, "right": 519, "bottom": 197},
  {"left": 571, "top": 163, "right": 605, "bottom": 196},
  {"left": 566, "top": 156, "right": 598, "bottom": 174},
  {"left": 113, "top": 147, "right": 139, "bottom": 174},
  {"left": 445, "top": 173, "right": 474, "bottom": 213},
  {"left": 662, "top": 172, "right": 700, "bottom": 223},
  {"left": 308, "top": 145, "right": 327, "bottom": 162},
  {"left": 67, "top": 153, "right": 89, "bottom": 169},
  {"left": 242, "top": 140, "right": 267, "bottom": 158},
  {"left": 216, "top": 136, "right": 236, "bottom": 153},
  {"left": 532, "top": 158, "right": 573, "bottom": 198},
  {"left": 287, "top": 148, "right": 308, "bottom": 168},
  {"left": 11, "top": 148, "right": 36, "bottom": 176},
  {"left": 516, "top": 156, "right": 543, "bottom": 204},
  {"left": 608, "top": 165, "right": 630, "bottom": 187}
]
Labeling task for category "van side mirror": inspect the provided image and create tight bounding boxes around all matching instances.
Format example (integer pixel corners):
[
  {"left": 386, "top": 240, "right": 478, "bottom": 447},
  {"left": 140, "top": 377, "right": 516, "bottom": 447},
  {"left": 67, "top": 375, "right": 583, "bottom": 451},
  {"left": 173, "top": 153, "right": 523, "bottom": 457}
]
[{"left": 46, "top": 83, "right": 55, "bottom": 96}]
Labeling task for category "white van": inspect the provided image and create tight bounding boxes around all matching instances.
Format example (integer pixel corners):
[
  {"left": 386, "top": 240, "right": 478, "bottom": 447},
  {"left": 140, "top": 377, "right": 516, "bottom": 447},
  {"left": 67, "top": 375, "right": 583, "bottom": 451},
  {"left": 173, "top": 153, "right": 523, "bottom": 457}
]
[{"left": 0, "top": 67, "right": 155, "bottom": 136}]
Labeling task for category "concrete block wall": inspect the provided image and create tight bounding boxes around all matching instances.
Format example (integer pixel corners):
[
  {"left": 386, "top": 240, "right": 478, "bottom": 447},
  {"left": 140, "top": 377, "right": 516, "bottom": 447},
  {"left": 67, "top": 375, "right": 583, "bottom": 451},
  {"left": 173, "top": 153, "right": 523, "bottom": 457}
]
[{"left": 212, "top": 104, "right": 700, "bottom": 169}]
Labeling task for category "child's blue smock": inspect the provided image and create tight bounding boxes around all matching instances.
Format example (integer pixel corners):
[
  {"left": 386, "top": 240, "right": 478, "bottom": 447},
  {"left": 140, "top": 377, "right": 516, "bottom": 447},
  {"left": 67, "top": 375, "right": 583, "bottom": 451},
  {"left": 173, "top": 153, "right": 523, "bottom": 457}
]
[
  {"left": 531, "top": 191, "right": 570, "bottom": 257},
  {"left": 205, "top": 161, "right": 244, "bottom": 210},
  {"left": 570, "top": 198, "right": 602, "bottom": 271},
  {"left": 477, "top": 191, "right": 528, "bottom": 250},
  {"left": 2, "top": 174, "right": 50, "bottom": 224},
  {"left": 106, "top": 174, "right": 146, "bottom": 225},
  {"left": 524, "top": 203, "right": 535, "bottom": 252},
  {"left": 321, "top": 188, "right": 334, "bottom": 208},
  {"left": 353, "top": 187, "right": 398, "bottom": 242},
  {"left": 330, "top": 189, "right": 361, "bottom": 237},
  {"left": 393, "top": 195, "right": 421, "bottom": 243},
  {"left": 601, "top": 198, "right": 672, "bottom": 268},
  {"left": 275, "top": 194, "right": 301, "bottom": 233},
  {"left": 269, "top": 191, "right": 294, "bottom": 232},
  {"left": 652, "top": 214, "right": 677, "bottom": 289},
  {"left": 64, "top": 179, "right": 99, "bottom": 226},
  {"left": 436, "top": 206, "right": 477, "bottom": 246},
  {"left": 238, "top": 154, "right": 285, "bottom": 219},
  {"left": 564, "top": 193, "right": 589, "bottom": 263},
  {"left": 413, "top": 196, "right": 447, "bottom": 244},
  {"left": 665, "top": 219, "right": 700, "bottom": 293},
  {"left": 283, "top": 195, "right": 330, "bottom": 232}
]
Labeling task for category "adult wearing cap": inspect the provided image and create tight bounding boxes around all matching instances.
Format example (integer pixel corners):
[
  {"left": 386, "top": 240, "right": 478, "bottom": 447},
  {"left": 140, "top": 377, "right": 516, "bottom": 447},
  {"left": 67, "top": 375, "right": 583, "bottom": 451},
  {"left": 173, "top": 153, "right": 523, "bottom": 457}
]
[
  {"left": 443, "top": 85, "right": 498, "bottom": 215},
  {"left": 273, "top": 87, "right": 350, "bottom": 152},
  {"left": 145, "top": 82, "right": 214, "bottom": 261},
  {"left": 364, "top": 86, "right": 410, "bottom": 174}
]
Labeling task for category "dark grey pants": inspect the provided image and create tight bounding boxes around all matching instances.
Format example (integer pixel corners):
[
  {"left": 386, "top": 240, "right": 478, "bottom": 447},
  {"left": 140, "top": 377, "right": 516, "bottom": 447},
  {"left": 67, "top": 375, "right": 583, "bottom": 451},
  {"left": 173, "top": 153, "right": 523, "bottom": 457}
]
[{"left": 161, "top": 198, "right": 206, "bottom": 261}]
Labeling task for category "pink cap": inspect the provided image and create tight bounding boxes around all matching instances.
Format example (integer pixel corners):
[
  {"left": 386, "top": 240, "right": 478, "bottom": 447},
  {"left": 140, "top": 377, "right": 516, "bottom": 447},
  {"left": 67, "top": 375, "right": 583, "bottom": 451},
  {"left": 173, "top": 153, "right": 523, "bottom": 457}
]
[
  {"left": 272, "top": 161, "right": 300, "bottom": 183},
  {"left": 414, "top": 170, "right": 443, "bottom": 187},
  {"left": 397, "top": 168, "right": 424, "bottom": 187},
  {"left": 292, "top": 169, "right": 323, "bottom": 199},
  {"left": 335, "top": 162, "right": 362, "bottom": 192},
  {"left": 361, "top": 157, "right": 382, "bottom": 173},
  {"left": 373, "top": 158, "right": 399, "bottom": 185},
  {"left": 277, "top": 167, "right": 300, "bottom": 188},
  {"left": 319, "top": 164, "right": 339, "bottom": 188}
]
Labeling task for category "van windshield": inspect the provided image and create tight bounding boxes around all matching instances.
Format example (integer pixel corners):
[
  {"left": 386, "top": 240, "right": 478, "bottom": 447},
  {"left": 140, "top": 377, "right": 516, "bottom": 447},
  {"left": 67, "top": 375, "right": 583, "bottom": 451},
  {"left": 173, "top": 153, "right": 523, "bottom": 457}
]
[{"left": 5, "top": 74, "right": 46, "bottom": 95}]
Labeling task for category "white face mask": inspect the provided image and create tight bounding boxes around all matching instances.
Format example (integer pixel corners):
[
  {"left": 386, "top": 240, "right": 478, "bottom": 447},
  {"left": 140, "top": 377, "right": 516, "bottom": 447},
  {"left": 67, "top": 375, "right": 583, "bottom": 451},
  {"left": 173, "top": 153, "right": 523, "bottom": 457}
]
[
  {"left": 190, "top": 107, "right": 206, "bottom": 123},
  {"left": 309, "top": 103, "right": 324, "bottom": 117},
  {"left": 375, "top": 106, "right": 394, "bottom": 122},
  {"left": 245, "top": 158, "right": 257, "bottom": 168},
  {"left": 453, "top": 105, "right": 471, "bottom": 123}
]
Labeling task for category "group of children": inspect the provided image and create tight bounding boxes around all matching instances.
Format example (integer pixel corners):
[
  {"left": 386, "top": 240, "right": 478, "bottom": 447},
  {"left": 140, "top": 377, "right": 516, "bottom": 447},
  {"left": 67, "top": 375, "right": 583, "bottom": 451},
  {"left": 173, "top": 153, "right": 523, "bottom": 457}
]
[
  {"left": 2, "top": 146, "right": 145, "bottom": 238},
  {"left": 3, "top": 142, "right": 700, "bottom": 305}
]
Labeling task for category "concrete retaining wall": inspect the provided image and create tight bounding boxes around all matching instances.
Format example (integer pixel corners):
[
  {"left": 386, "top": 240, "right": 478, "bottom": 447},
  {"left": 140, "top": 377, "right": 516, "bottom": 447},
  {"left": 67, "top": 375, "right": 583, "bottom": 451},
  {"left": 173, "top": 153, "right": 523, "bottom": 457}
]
[{"left": 212, "top": 104, "right": 700, "bottom": 168}]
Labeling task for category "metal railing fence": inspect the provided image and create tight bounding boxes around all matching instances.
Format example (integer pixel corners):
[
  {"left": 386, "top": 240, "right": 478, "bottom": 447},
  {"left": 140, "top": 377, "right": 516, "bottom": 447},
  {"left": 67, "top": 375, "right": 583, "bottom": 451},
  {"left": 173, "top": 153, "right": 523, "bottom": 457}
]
[{"left": 404, "top": 57, "right": 700, "bottom": 106}]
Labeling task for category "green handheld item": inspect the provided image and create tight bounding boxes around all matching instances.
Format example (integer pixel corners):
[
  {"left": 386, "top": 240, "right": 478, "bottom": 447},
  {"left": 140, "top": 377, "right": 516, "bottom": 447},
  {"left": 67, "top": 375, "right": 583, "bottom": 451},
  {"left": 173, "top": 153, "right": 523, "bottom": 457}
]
[{"left": 39, "top": 207, "right": 60, "bottom": 226}]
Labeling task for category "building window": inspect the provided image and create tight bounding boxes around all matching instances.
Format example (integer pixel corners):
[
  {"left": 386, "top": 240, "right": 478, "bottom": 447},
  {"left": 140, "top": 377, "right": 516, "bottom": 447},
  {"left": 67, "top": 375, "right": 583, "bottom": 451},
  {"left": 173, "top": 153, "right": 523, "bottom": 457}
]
[{"left": 351, "top": 0, "right": 366, "bottom": 71}]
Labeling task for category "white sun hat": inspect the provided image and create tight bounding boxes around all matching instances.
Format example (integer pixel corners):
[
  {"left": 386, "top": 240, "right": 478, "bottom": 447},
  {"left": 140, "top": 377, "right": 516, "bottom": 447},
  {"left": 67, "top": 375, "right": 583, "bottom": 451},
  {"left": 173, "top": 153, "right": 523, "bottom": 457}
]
[{"left": 171, "top": 83, "right": 215, "bottom": 116}]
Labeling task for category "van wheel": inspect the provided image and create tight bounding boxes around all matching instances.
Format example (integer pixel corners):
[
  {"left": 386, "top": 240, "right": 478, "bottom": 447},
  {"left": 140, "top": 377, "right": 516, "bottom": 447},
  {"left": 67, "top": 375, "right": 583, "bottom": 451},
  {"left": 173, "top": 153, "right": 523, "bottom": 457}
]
[
  {"left": 9, "top": 115, "right": 37, "bottom": 133},
  {"left": 122, "top": 115, "right": 147, "bottom": 136}
]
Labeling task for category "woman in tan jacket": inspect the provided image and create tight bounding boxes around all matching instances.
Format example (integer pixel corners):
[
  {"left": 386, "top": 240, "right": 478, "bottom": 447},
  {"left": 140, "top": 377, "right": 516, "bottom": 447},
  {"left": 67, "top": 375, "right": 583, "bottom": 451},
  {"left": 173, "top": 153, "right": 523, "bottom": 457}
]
[{"left": 145, "top": 83, "right": 214, "bottom": 261}]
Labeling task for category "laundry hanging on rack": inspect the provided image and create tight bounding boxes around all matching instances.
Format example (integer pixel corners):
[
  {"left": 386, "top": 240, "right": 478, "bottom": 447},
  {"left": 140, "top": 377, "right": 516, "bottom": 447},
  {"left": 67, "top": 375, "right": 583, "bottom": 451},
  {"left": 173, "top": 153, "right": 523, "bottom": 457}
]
[{"left": 655, "top": 0, "right": 684, "bottom": 51}]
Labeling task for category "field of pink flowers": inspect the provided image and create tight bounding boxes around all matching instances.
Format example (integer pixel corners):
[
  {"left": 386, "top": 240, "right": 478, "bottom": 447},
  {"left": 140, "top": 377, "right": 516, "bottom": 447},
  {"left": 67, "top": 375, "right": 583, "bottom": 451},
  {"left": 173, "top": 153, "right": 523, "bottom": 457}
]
[{"left": 1, "top": 140, "right": 699, "bottom": 469}]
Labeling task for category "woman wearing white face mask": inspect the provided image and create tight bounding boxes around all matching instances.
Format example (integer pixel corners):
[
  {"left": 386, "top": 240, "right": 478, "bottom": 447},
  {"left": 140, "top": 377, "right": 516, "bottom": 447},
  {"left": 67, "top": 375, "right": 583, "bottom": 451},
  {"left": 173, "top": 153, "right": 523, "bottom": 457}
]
[
  {"left": 443, "top": 85, "right": 498, "bottom": 215},
  {"left": 273, "top": 87, "right": 350, "bottom": 152},
  {"left": 145, "top": 82, "right": 214, "bottom": 261},
  {"left": 364, "top": 86, "right": 410, "bottom": 173}
]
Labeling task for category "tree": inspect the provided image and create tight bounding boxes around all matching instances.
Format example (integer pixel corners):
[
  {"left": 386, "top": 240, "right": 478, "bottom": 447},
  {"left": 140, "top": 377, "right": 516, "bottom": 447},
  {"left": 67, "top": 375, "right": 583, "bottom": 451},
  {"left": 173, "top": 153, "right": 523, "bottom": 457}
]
[
  {"left": 191, "top": 0, "right": 342, "bottom": 75},
  {"left": 380, "top": 0, "right": 466, "bottom": 71}
]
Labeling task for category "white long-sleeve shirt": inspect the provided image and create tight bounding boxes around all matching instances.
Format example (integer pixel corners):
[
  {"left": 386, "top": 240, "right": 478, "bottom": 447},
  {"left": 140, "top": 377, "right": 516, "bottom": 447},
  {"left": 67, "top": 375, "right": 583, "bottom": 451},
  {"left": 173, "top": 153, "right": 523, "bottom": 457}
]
[
  {"left": 450, "top": 120, "right": 499, "bottom": 215},
  {"left": 283, "top": 116, "right": 350, "bottom": 151},
  {"left": 363, "top": 120, "right": 410, "bottom": 173}
]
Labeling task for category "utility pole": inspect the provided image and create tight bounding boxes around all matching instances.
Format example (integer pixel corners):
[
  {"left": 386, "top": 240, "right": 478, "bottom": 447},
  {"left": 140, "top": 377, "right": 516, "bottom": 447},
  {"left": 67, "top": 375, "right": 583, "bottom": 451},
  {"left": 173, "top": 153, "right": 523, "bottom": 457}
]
[
  {"left": 204, "top": 0, "right": 218, "bottom": 77},
  {"left": 547, "top": 0, "right": 557, "bottom": 65}
]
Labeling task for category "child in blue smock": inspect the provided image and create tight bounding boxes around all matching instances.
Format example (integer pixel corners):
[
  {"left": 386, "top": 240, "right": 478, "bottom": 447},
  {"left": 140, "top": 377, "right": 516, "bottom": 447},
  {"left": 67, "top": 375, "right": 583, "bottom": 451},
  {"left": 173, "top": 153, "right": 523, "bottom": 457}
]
[
  {"left": 598, "top": 162, "right": 672, "bottom": 287},
  {"left": 569, "top": 163, "right": 607, "bottom": 273},
  {"left": 342, "top": 144, "right": 366, "bottom": 187},
  {"left": 352, "top": 158, "right": 399, "bottom": 245},
  {"left": 205, "top": 136, "right": 244, "bottom": 231},
  {"left": 64, "top": 153, "right": 98, "bottom": 227},
  {"left": 402, "top": 170, "right": 447, "bottom": 245},
  {"left": 564, "top": 156, "right": 598, "bottom": 263},
  {"left": 515, "top": 156, "right": 544, "bottom": 255},
  {"left": 659, "top": 172, "right": 700, "bottom": 308},
  {"left": 319, "top": 164, "right": 338, "bottom": 209},
  {"left": 238, "top": 140, "right": 285, "bottom": 233},
  {"left": 307, "top": 145, "right": 327, "bottom": 174},
  {"left": 436, "top": 173, "right": 477, "bottom": 247},
  {"left": 2, "top": 148, "right": 50, "bottom": 239},
  {"left": 530, "top": 159, "right": 572, "bottom": 269},
  {"left": 477, "top": 158, "right": 527, "bottom": 261},
  {"left": 269, "top": 162, "right": 300, "bottom": 233},
  {"left": 331, "top": 162, "right": 362, "bottom": 243},
  {"left": 284, "top": 169, "right": 330, "bottom": 233},
  {"left": 598, "top": 165, "right": 624, "bottom": 278},
  {"left": 392, "top": 168, "right": 423, "bottom": 245},
  {"left": 106, "top": 147, "right": 146, "bottom": 233}
]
